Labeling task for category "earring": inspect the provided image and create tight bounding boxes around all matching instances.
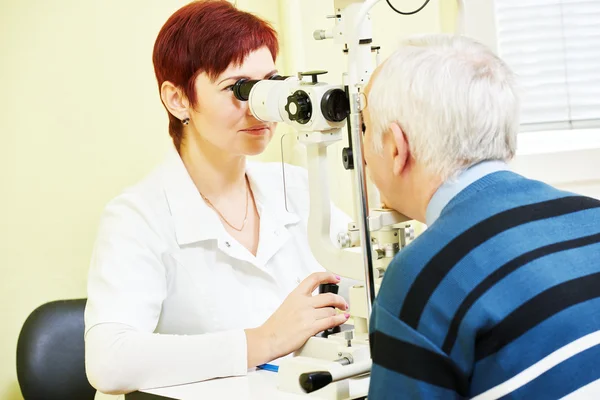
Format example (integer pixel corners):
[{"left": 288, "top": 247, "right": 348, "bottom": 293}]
[{"left": 181, "top": 117, "right": 190, "bottom": 126}]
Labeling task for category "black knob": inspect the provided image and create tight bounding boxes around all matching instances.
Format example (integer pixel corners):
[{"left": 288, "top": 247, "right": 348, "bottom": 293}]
[
  {"left": 285, "top": 90, "right": 312, "bottom": 125},
  {"left": 318, "top": 282, "right": 342, "bottom": 338},
  {"left": 299, "top": 371, "right": 333, "bottom": 393},
  {"left": 319, "top": 283, "right": 339, "bottom": 295},
  {"left": 321, "top": 88, "right": 349, "bottom": 122},
  {"left": 342, "top": 147, "right": 354, "bottom": 170}
]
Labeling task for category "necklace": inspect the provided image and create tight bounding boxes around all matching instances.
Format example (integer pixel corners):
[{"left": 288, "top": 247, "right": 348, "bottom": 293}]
[{"left": 200, "top": 176, "right": 250, "bottom": 232}]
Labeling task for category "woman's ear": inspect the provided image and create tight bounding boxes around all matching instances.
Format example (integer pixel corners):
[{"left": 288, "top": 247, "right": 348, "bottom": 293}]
[
  {"left": 389, "top": 122, "right": 409, "bottom": 177},
  {"left": 160, "top": 81, "right": 190, "bottom": 120}
]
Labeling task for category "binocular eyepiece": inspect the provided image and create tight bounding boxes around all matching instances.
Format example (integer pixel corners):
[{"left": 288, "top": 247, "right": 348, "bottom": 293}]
[
  {"left": 232, "top": 74, "right": 349, "bottom": 124},
  {"left": 232, "top": 75, "right": 287, "bottom": 101}
]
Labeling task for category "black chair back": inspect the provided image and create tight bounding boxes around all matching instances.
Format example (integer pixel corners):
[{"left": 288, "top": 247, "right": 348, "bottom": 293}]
[{"left": 16, "top": 299, "right": 96, "bottom": 400}]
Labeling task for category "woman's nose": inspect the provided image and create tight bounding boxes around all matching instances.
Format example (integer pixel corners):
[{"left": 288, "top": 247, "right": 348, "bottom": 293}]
[{"left": 245, "top": 102, "right": 255, "bottom": 117}]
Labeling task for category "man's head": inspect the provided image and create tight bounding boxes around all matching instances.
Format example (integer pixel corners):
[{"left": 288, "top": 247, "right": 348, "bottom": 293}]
[{"left": 363, "top": 34, "right": 520, "bottom": 221}]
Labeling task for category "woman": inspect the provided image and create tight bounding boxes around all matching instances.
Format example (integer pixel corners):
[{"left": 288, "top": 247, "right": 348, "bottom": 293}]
[{"left": 84, "top": 0, "right": 350, "bottom": 394}]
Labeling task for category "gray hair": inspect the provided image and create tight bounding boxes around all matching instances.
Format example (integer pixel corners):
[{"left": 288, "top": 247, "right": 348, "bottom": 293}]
[{"left": 367, "top": 34, "right": 520, "bottom": 180}]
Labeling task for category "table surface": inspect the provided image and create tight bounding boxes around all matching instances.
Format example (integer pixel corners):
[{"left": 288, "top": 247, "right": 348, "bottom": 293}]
[{"left": 126, "top": 369, "right": 369, "bottom": 400}]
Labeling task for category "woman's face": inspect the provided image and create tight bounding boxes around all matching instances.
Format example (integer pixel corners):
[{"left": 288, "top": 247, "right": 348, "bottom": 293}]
[{"left": 187, "top": 46, "right": 278, "bottom": 156}]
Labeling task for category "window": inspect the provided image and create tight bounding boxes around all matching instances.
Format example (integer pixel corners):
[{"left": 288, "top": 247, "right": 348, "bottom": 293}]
[
  {"left": 462, "top": 0, "right": 600, "bottom": 199},
  {"left": 494, "top": 0, "right": 600, "bottom": 132}
]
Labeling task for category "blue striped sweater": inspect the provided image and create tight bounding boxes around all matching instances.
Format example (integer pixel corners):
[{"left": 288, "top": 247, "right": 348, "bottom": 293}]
[{"left": 369, "top": 171, "right": 600, "bottom": 399}]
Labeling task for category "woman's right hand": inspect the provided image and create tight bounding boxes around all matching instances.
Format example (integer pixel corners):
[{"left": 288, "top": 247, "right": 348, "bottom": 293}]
[{"left": 245, "top": 272, "right": 350, "bottom": 367}]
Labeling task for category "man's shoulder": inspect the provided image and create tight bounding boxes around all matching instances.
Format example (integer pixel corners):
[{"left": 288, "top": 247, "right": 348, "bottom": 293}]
[
  {"left": 437, "top": 171, "right": 594, "bottom": 230},
  {"left": 378, "top": 171, "right": 600, "bottom": 317},
  {"left": 381, "top": 173, "right": 566, "bottom": 286}
]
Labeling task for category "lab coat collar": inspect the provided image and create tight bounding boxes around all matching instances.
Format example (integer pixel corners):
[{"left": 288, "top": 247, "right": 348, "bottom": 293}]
[{"left": 161, "top": 147, "right": 300, "bottom": 247}]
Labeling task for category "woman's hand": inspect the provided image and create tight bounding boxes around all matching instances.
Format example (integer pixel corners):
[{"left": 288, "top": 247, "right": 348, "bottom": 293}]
[{"left": 245, "top": 272, "right": 349, "bottom": 367}]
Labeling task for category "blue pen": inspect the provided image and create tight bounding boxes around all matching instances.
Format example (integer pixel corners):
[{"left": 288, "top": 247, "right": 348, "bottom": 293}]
[{"left": 257, "top": 363, "right": 279, "bottom": 372}]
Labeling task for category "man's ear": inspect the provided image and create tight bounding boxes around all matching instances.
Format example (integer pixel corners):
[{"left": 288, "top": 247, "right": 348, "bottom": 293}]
[
  {"left": 389, "top": 122, "right": 409, "bottom": 177},
  {"left": 160, "top": 81, "right": 190, "bottom": 120}
]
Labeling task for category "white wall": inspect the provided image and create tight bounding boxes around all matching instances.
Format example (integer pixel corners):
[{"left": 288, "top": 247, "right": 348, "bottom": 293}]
[{"left": 512, "top": 130, "right": 600, "bottom": 199}]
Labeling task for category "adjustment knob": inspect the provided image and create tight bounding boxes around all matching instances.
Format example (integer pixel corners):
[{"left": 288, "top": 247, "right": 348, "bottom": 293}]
[
  {"left": 342, "top": 147, "right": 354, "bottom": 170},
  {"left": 319, "top": 282, "right": 341, "bottom": 337},
  {"left": 319, "top": 283, "right": 339, "bottom": 296},
  {"left": 345, "top": 331, "right": 354, "bottom": 347},
  {"left": 285, "top": 90, "right": 312, "bottom": 125},
  {"left": 337, "top": 231, "right": 352, "bottom": 248}
]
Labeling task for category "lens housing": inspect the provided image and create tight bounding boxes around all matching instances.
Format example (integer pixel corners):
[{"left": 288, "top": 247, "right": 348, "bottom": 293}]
[{"left": 321, "top": 89, "right": 349, "bottom": 122}]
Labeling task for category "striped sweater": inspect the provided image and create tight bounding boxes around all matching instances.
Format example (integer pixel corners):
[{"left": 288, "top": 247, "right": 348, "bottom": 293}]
[{"left": 369, "top": 171, "right": 600, "bottom": 399}]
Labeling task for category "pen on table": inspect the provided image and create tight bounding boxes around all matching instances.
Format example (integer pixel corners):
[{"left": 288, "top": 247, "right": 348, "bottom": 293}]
[{"left": 257, "top": 363, "right": 279, "bottom": 372}]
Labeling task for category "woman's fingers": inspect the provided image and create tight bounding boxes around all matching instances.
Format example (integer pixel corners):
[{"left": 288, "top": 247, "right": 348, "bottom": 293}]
[
  {"left": 313, "top": 307, "right": 338, "bottom": 320},
  {"left": 311, "top": 293, "right": 348, "bottom": 311},
  {"left": 297, "top": 272, "right": 340, "bottom": 295},
  {"left": 314, "top": 313, "right": 350, "bottom": 333}
]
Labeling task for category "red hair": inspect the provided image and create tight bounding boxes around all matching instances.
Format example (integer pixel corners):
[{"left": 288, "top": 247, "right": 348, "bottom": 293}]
[{"left": 152, "top": 0, "right": 279, "bottom": 150}]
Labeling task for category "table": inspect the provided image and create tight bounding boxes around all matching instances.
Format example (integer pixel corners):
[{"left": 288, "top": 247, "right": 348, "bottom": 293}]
[{"left": 126, "top": 370, "right": 369, "bottom": 400}]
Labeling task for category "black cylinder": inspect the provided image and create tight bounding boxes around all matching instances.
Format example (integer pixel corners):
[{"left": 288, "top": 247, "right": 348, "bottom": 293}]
[
  {"left": 319, "top": 283, "right": 339, "bottom": 295},
  {"left": 321, "top": 88, "right": 349, "bottom": 122},
  {"left": 232, "top": 79, "right": 259, "bottom": 101},
  {"left": 299, "top": 371, "right": 333, "bottom": 393},
  {"left": 342, "top": 147, "right": 354, "bottom": 170}
]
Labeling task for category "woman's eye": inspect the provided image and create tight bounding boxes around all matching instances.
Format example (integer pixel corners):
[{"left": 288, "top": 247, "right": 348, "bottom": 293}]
[{"left": 223, "top": 85, "right": 234, "bottom": 92}]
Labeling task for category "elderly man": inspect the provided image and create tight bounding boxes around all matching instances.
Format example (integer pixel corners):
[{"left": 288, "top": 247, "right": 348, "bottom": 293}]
[{"left": 362, "top": 34, "right": 600, "bottom": 399}]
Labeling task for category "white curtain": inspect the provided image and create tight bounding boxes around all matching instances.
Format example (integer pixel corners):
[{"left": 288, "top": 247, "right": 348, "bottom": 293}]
[{"left": 494, "top": 0, "right": 600, "bottom": 131}]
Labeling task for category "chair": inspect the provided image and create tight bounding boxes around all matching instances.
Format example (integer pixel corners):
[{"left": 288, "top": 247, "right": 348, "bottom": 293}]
[{"left": 16, "top": 299, "right": 96, "bottom": 400}]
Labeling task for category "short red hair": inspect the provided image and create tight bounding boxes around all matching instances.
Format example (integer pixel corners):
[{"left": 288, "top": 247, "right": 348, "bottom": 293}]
[{"left": 152, "top": 0, "right": 279, "bottom": 150}]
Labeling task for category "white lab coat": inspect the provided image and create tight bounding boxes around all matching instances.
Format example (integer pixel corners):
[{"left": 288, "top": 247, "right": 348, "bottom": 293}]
[{"left": 84, "top": 148, "right": 351, "bottom": 395}]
